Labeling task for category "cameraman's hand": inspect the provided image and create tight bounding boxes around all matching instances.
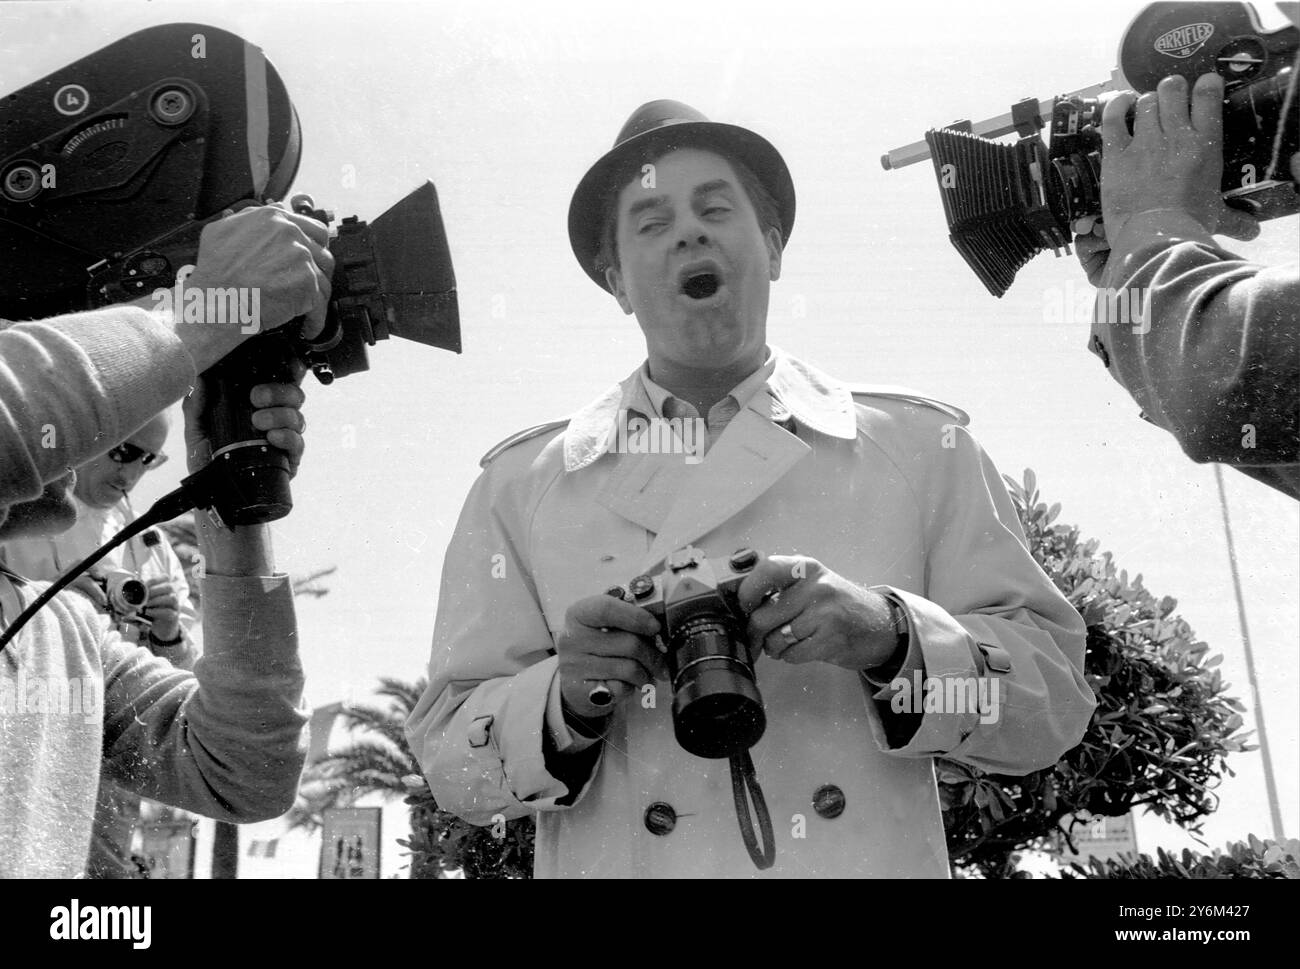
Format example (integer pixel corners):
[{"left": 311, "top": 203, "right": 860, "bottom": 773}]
[
  {"left": 142, "top": 577, "right": 182, "bottom": 643},
  {"left": 556, "top": 594, "right": 663, "bottom": 719},
  {"left": 1100, "top": 73, "right": 1260, "bottom": 244},
  {"left": 67, "top": 574, "right": 109, "bottom": 612},
  {"left": 183, "top": 374, "right": 307, "bottom": 477},
  {"left": 1072, "top": 217, "right": 1111, "bottom": 288},
  {"left": 174, "top": 203, "right": 334, "bottom": 373}
]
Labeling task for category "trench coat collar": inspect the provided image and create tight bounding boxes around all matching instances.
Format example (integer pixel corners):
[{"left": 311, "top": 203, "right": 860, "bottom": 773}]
[{"left": 561, "top": 346, "right": 857, "bottom": 473}]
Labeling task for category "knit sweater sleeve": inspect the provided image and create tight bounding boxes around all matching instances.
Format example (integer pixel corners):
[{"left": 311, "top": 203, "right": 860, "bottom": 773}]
[
  {"left": 99, "top": 573, "right": 307, "bottom": 822},
  {"left": 0, "top": 305, "right": 196, "bottom": 514}
]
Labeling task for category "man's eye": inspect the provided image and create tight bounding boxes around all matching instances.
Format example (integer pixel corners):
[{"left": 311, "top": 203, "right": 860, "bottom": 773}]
[
  {"left": 638, "top": 221, "right": 665, "bottom": 234},
  {"left": 703, "top": 206, "right": 731, "bottom": 217}
]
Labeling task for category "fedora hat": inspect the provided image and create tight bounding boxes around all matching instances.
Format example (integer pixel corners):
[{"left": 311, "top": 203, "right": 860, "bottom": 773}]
[{"left": 567, "top": 99, "right": 795, "bottom": 291}]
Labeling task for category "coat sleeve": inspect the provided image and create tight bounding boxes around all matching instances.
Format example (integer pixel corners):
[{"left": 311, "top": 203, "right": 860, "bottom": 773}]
[
  {"left": 405, "top": 446, "right": 597, "bottom": 826},
  {"left": 100, "top": 573, "right": 307, "bottom": 821},
  {"left": 1091, "top": 210, "right": 1299, "bottom": 482},
  {"left": 863, "top": 417, "right": 1096, "bottom": 775}
]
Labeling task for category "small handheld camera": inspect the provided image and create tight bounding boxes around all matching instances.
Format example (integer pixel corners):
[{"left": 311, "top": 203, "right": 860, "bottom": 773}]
[
  {"left": 94, "top": 568, "right": 148, "bottom": 622},
  {"left": 607, "top": 547, "right": 766, "bottom": 759}
]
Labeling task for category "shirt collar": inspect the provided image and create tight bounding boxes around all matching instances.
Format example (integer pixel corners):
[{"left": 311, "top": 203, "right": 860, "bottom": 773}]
[
  {"left": 636, "top": 349, "right": 777, "bottom": 420},
  {"left": 563, "top": 346, "right": 857, "bottom": 472}
]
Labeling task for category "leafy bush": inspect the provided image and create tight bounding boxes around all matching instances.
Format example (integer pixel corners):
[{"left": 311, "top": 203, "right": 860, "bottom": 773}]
[
  {"left": 1058, "top": 836, "right": 1300, "bottom": 879},
  {"left": 939, "top": 470, "right": 1255, "bottom": 877}
]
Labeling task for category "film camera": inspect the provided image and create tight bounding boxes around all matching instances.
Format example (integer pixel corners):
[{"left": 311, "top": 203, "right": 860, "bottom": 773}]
[
  {"left": 606, "top": 546, "right": 766, "bottom": 760},
  {"left": 606, "top": 546, "right": 776, "bottom": 868},
  {"left": 882, "top": 2, "right": 1299, "bottom": 296},
  {"left": 93, "top": 568, "right": 148, "bottom": 622},
  {"left": 0, "top": 22, "right": 461, "bottom": 525}
]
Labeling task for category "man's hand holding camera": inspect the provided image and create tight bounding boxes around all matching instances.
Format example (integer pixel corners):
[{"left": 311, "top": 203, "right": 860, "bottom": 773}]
[
  {"left": 557, "top": 553, "right": 904, "bottom": 727},
  {"left": 1074, "top": 73, "right": 1261, "bottom": 286},
  {"left": 556, "top": 595, "right": 663, "bottom": 720},
  {"left": 738, "top": 555, "right": 903, "bottom": 671},
  {"left": 183, "top": 374, "right": 308, "bottom": 574},
  {"left": 141, "top": 578, "right": 183, "bottom": 643},
  {"left": 154, "top": 203, "right": 335, "bottom": 373}
]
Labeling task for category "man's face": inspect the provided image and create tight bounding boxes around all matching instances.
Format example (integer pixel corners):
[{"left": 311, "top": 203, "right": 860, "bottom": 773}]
[
  {"left": 604, "top": 148, "right": 781, "bottom": 374},
  {"left": 73, "top": 414, "right": 169, "bottom": 510}
]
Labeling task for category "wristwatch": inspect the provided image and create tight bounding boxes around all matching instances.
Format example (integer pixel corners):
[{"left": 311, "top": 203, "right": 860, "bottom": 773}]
[
  {"left": 867, "top": 593, "right": 911, "bottom": 681},
  {"left": 147, "top": 629, "right": 185, "bottom": 649}
]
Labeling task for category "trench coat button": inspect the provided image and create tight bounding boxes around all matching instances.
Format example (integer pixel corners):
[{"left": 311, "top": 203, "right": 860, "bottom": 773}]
[
  {"left": 644, "top": 802, "right": 677, "bottom": 835},
  {"left": 812, "top": 784, "right": 846, "bottom": 819},
  {"left": 1088, "top": 334, "right": 1110, "bottom": 369}
]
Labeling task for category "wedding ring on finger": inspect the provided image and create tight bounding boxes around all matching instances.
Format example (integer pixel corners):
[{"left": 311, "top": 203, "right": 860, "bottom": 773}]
[{"left": 780, "top": 623, "right": 800, "bottom": 649}]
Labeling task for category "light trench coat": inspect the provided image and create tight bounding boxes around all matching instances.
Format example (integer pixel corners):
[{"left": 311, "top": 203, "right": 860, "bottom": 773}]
[{"left": 407, "top": 350, "right": 1095, "bottom": 878}]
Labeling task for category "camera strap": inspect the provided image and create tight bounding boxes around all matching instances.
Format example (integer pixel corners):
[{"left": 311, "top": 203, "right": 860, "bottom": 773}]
[{"left": 729, "top": 750, "right": 775, "bottom": 870}]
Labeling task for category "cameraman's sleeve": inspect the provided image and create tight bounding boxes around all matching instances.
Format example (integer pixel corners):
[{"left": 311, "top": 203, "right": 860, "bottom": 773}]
[
  {"left": 100, "top": 573, "right": 307, "bottom": 821},
  {"left": 863, "top": 422, "right": 1096, "bottom": 775},
  {"left": 405, "top": 458, "right": 593, "bottom": 826},
  {"left": 0, "top": 307, "right": 194, "bottom": 510},
  {"left": 1093, "top": 211, "right": 1299, "bottom": 498}
]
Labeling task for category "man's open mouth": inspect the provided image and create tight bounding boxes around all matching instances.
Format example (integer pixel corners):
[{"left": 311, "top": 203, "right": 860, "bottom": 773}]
[
  {"left": 677, "top": 260, "right": 725, "bottom": 300},
  {"left": 682, "top": 272, "right": 720, "bottom": 299}
]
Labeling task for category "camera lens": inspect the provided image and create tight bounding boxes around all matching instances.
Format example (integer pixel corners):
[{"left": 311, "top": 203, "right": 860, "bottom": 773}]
[
  {"left": 669, "top": 615, "right": 766, "bottom": 759},
  {"left": 118, "top": 578, "right": 148, "bottom": 609}
]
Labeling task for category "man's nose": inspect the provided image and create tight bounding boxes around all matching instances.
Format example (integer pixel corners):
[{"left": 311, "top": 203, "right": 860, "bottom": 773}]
[
  {"left": 120, "top": 465, "right": 147, "bottom": 490},
  {"left": 673, "top": 212, "right": 712, "bottom": 250}
]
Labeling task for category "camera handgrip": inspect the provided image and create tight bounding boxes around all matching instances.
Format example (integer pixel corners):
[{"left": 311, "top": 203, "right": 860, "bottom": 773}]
[{"left": 202, "top": 329, "right": 300, "bottom": 525}]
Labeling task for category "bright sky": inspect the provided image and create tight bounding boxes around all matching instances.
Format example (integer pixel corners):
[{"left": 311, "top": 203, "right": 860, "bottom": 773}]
[{"left": 3, "top": 0, "right": 1296, "bottom": 866}]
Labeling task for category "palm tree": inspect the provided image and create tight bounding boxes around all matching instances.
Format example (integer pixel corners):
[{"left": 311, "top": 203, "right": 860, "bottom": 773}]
[{"left": 287, "top": 677, "right": 534, "bottom": 878}]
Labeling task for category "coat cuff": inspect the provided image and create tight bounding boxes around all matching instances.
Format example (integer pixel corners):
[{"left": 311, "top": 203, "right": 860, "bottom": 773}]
[
  {"left": 545, "top": 673, "right": 602, "bottom": 754},
  {"left": 862, "top": 586, "right": 985, "bottom": 757},
  {"left": 486, "top": 655, "right": 602, "bottom": 810}
]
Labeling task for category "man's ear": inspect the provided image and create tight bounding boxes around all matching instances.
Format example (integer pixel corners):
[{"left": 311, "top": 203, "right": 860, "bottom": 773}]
[
  {"left": 605, "top": 266, "right": 634, "bottom": 315},
  {"left": 764, "top": 226, "right": 783, "bottom": 282}
]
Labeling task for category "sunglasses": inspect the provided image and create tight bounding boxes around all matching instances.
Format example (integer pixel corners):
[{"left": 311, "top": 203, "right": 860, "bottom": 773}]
[{"left": 106, "top": 442, "right": 166, "bottom": 468}]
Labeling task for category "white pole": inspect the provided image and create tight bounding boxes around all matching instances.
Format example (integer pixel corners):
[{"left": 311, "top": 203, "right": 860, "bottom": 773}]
[{"left": 1214, "top": 464, "right": 1285, "bottom": 840}]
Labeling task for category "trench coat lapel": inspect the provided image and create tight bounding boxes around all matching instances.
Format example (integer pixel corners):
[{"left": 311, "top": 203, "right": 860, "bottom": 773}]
[
  {"left": 562, "top": 362, "right": 819, "bottom": 571},
  {"left": 640, "top": 400, "right": 810, "bottom": 572},
  {"left": 593, "top": 448, "right": 693, "bottom": 535}
]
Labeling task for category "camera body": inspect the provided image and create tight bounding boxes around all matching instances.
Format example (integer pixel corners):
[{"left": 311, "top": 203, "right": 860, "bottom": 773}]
[
  {"left": 95, "top": 568, "right": 148, "bottom": 622},
  {"left": 608, "top": 547, "right": 766, "bottom": 759}
]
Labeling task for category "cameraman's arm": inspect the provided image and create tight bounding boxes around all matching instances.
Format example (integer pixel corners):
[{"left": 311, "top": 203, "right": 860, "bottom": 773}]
[
  {"left": 0, "top": 307, "right": 195, "bottom": 508},
  {"left": 1096, "top": 215, "right": 1299, "bottom": 469},
  {"left": 99, "top": 569, "right": 306, "bottom": 821},
  {"left": 1083, "top": 73, "right": 1299, "bottom": 473},
  {"left": 101, "top": 384, "right": 310, "bottom": 818}
]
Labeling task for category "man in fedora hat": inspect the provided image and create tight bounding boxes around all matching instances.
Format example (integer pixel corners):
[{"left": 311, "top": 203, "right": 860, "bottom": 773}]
[{"left": 408, "top": 100, "right": 1095, "bottom": 878}]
